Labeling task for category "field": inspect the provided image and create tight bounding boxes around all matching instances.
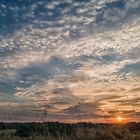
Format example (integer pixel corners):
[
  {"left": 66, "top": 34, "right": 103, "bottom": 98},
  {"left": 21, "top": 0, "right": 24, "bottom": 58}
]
[{"left": 0, "top": 122, "right": 140, "bottom": 140}]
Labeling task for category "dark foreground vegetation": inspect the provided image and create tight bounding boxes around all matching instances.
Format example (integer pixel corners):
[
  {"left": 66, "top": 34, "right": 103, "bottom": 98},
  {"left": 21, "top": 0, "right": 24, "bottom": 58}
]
[{"left": 0, "top": 122, "right": 140, "bottom": 140}]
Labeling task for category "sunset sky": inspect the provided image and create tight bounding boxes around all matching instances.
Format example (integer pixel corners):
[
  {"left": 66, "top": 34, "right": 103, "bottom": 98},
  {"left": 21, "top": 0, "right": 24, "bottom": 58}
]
[{"left": 0, "top": 0, "right": 140, "bottom": 122}]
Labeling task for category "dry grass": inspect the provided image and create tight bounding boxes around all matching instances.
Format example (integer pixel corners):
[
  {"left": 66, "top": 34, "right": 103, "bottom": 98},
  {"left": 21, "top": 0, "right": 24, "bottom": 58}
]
[{"left": 0, "top": 123, "right": 140, "bottom": 140}]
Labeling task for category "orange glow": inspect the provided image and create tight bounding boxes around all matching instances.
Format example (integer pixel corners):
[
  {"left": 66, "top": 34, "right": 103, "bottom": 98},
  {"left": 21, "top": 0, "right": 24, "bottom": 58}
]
[{"left": 117, "top": 116, "right": 123, "bottom": 123}]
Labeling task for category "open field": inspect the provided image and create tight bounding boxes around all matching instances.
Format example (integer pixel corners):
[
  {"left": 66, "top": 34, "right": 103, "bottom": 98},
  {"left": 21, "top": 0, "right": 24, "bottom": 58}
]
[{"left": 0, "top": 122, "right": 140, "bottom": 140}]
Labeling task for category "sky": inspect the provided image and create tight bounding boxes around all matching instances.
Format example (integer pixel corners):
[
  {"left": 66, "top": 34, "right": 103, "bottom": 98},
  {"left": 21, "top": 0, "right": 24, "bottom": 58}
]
[{"left": 0, "top": 0, "right": 140, "bottom": 123}]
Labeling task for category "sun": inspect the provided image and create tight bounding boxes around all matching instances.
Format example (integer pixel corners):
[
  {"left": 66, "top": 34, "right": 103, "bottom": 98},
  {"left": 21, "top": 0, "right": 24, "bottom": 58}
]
[{"left": 117, "top": 116, "right": 123, "bottom": 123}]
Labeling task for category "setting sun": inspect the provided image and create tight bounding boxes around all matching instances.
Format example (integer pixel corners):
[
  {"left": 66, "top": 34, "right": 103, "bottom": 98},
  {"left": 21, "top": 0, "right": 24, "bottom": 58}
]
[{"left": 117, "top": 116, "right": 123, "bottom": 123}]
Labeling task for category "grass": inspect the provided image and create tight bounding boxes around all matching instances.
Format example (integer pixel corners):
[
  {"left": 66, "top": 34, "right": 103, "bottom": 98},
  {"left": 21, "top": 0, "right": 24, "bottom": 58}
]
[{"left": 0, "top": 122, "right": 139, "bottom": 140}]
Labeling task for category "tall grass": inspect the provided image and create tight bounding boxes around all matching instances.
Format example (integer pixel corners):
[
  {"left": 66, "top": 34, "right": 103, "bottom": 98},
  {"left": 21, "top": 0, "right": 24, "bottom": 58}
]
[{"left": 0, "top": 122, "right": 140, "bottom": 140}]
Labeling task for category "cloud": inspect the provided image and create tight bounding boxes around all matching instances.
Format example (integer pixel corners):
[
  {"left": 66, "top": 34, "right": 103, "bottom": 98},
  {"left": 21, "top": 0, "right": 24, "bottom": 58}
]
[
  {"left": 0, "top": 0, "right": 140, "bottom": 121},
  {"left": 52, "top": 88, "right": 71, "bottom": 95},
  {"left": 120, "top": 62, "right": 140, "bottom": 75},
  {"left": 5, "top": 18, "right": 140, "bottom": 119},
  {"left": 64, "top": 102, "right": 101, "bottom": 115},
  {"left": 17, "top": 56, "right": 81, "bottom": 83},
  {"left": 0, "top": 0, "right": 140, "bottom": 36}
]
